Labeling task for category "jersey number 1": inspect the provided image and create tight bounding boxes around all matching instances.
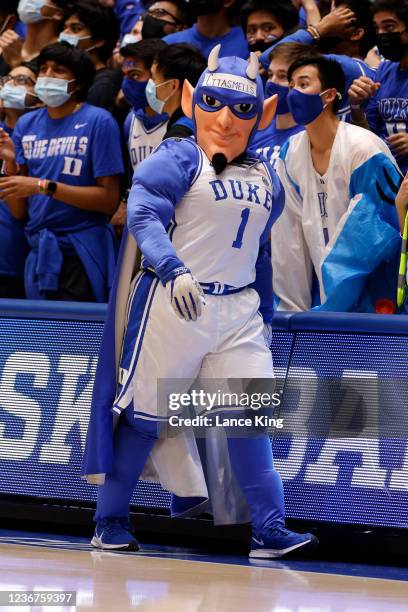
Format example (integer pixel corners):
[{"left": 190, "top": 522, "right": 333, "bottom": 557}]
[{"left": 232, "top": 208, "right": 250, "bottom": 249}]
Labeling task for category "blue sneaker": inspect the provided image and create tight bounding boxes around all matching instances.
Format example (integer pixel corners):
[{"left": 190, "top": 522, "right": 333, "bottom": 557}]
[
  {"left": 91, "top": 518, "right": 139, "bottom": 551},
  {"left": 250, "top": 525, "right": 318, "bottom": 559}
]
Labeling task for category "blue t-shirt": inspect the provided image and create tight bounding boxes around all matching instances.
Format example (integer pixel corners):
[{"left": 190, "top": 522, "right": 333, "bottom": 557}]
[
  {"left": 365, "top": 60, "right": 408, "bottom": 174},
  {"left": 13, "top": 104, "right": 124, "bottom": 301},
  {"left": 0, "top": 122, "right": 27, "bottom": 278},
  {"left": 249, "top": 119, "right": 304, "bottom": 167},
  {"left": 163, "top": 24, "right": 249, "bottom": 59},
  {"left": 13, "top": 103, "right": 124, "bottom": 236}
]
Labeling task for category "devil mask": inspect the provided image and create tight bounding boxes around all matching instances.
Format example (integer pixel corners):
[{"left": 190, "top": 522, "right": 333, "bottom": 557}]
[{"left": 181, "top": 44, "right": 277, "bottom": 173}]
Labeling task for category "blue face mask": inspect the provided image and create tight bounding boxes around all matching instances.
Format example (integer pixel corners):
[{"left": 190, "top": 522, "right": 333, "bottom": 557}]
[
  {"left": 58, "top": 32, "right": 92, "bottom": 47},
  {"left": 287, "top": 88, "right": 334, "bottom": 125},
  {"left": 122, "top": 77, "right": 148, "bottom": 110},
  {"left": 18, "top": 0, "right": 47, "bottom": 24},
  {"left": 34, "top": 76, "right": 74, "bottom": 108},
  {"left": 0, "top": 83, "right": 29, "bottom": 109},
  {"left": 265, "top": 81, "right": 290, "bottom": 116},
  {"left": 145, "top": 78, "right": 174, "bottom": 114}
]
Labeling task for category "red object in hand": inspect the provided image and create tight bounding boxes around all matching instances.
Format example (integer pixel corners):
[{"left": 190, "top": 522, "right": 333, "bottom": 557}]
[{"left": 374, "top": 298, "right": 396, "bottom": 314}]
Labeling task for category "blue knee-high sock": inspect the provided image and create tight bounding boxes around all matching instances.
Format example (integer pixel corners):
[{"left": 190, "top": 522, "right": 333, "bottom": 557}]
[
  {"left": 95, "top": 414, "right": 157, "bottom": 521},
  {"left": 226, "top": 434, "right": 285, "bottom": 533}
]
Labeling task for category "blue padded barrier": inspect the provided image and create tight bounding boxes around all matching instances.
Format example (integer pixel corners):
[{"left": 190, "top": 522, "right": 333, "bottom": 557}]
[{"left": 0, "top": 300, "right": 407, "bottom": 528}]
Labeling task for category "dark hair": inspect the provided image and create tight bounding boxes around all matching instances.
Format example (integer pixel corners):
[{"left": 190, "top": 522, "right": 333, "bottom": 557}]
[
  {"left": 21, "top": 59, "right": 39, "bottom": 76},
  {"left": 155, "top": 43, "right": 206, "bottom": 87},
  {"left": 240, "top": 0, "right": 299, "bottom": 34},
  {"left": 63, "top": 0, "right": 120, "bottom": 63},
  {"left": 269, "top": 42, "right": 320, "bottom": 66},
  {"left": 227, "top": 0, "right": 250, "bottom": 19},
  {"left": 120, "top": 38, "right": 167, "bottom": 70},
  {"left": 287, "top": 56, "right": 346, "bottom": 113},
  {"left": 0, "top": 0, "right": 19, "bottom": 13},
  {"left": 333, "top": 0, "right": 375, "bottom": 55},
  {"left": 51, "top": 0, "right": 74, "bottom": 12},
  {"left": 147, "top": 0, "right": 192, "bottom": 25},
  {"left": 37, "top": 42, "right": 96, "bottom": 102},
  {"left": 372, "top": 0, "right": 408, "bottom": 29}
]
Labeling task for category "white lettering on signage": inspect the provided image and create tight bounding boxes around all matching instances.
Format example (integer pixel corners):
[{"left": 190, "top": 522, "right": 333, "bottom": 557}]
[
  {"left": 39, "top": 355, "right": 97, "bottom": 464},
  {"left": 0, "top": 352, "right": 49, "bottom": 460}
]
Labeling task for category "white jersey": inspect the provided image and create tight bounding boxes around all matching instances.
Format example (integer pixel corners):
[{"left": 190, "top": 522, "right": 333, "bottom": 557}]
[
  {"left": 272, "top": 122, "right": 401, "bottom": 311},
  {"left": 128, "top": 113, "right": 167, "bottom": 171},
  {"left": 170, "top": 149, "right": 275, "bottom": 288}
]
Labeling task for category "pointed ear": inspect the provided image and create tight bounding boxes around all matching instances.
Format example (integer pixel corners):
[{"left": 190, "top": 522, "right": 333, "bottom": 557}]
[
  {"left": 181, "top": 80, "right": 194, "bottom": 119},
  {"left": 258, "top": 94, "right": 278, "bottom": 130}
]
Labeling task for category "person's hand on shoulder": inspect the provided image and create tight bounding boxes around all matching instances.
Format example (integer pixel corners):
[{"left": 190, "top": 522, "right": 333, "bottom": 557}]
[{"left": 315, "top": 6, "right": 356, "bottom": 38}]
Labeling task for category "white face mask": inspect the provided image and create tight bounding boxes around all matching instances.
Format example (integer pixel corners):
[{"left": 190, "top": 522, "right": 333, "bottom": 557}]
[
  {"left": 0, "top": 84, "right": 28, "bottom": 109},
  {"left": 120, "top": 33, "right": 140, "bottom": 48},
  {"left": 58, "top": 32, "right": 92, "bottom": 48},
  {"left": 145, "top": 78, "right": 175, "bottom": 114},
  {"left": 34, "top": 76, "right": 75, "bottom": 108},
  {"left": 18, "top": 0, "right": 51, "bottom": 24}
]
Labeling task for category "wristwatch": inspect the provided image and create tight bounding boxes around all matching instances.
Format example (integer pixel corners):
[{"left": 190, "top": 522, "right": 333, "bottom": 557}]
[
  {"left": 46, "top": 181, "right": 57, "bottom": 196},
  {"left": 38, "top": 179, "right": 58, "bottom": 196}
]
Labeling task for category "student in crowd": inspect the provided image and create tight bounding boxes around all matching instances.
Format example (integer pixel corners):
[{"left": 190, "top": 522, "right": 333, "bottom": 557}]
[
  {"left": 163, "top": 0, "right": 249, "bottom": 59},
  {"left": 240, "top": 0, "right": 302, "bottom": 53},
  {"left": 0, "top": 62, "right": 40, "bottom": 297},
  {"left": 259, "top": 0, "right": 376, "bottom": 121},
  {"left": 140, "top": 1, "right": 190, "bottom": 39},
  {"left": 250, "top": 42, "right": 316, "bottom": 165},
  {"left": 0, "top": 0, "right": 67, "bottom": 68},
  {"left": 122, "top": 1, "right": 190, "bottom": 45},
  {"left": 58, "top": 0, "right": 122, "bottom": 115},
  {"left": 272, "top": 56, "right": 401, "bottom": 312},
  {"left": 111, "top": 41, "right": 204, "bottom": 240},
  {"left": 121, "top": 38, "right": 169, "bottom": 173},
  {"left": 147, "top": 43, "right": 206, "bottom": 139},
  {"left": 349, "top": 0, "right": 408, "bottom": 173},
  {"left": 0, "top": 0, "right": 26, "bottom": 76},
  {"left": 0, "top": 42, "right": 124, "bottom": 302}
]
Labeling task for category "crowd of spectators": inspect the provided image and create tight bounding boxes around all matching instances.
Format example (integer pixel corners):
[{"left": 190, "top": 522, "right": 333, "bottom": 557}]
[{"left": 0, "top": 0, "right": 406, "bottom": 312}]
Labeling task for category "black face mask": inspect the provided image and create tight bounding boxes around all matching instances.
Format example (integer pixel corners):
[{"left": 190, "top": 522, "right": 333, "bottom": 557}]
[
  {"left": 248, "top": 39, "right": 274, "bottom": 53},
  {"left": 376, "top": 32, "right": 408, "bottom": 62},
  {"left": 187, "top": 0, "right": 223, "bottom": 17},
  {"left": 142, "top": 15, "right": 168, "bottom": 39}
]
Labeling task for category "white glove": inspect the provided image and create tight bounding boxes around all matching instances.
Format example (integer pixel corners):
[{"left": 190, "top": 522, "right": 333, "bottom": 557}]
[
  {"left": 263, "top": 322, "right": 273, "bottom": 350},
  {"left": 166, "top": 270, "right": 206, "bottom": 322}
]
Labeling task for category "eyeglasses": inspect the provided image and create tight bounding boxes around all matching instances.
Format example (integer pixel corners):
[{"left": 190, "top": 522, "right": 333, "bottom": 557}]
[
  {"left": 145, "top": 7, "right": 183, "bottom": 25},
  {"left": 0, "top": 75, "right": 35, "bottom": 87}
]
